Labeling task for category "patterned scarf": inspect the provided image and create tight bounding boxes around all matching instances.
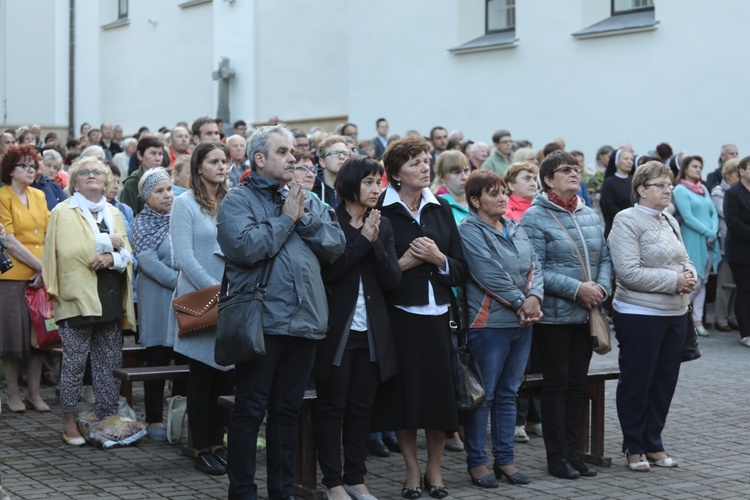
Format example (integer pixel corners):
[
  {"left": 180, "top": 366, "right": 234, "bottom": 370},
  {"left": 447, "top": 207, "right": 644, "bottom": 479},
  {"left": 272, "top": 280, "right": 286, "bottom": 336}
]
[
  {"left": 547, "top": 190, "right": 579, "bottom": 212},
  {"left": 131, "top": 205, "right": 172, "bottom": 256}
]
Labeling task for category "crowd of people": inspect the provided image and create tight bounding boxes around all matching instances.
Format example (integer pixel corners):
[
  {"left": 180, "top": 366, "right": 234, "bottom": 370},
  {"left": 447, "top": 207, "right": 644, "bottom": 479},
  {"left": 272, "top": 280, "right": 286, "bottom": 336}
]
[{"left": 0, "top": 116, "right": 747, "bottom": 499}]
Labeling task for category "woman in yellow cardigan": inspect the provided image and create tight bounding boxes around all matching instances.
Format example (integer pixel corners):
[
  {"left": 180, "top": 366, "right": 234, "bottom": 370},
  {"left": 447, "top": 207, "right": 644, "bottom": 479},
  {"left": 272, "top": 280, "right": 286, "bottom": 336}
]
[
  {"left": 0, "top": 144, "right": 50, "bottom": 413},
  {"left": 42, "top": 156, "right": 135, "bottom": 446}
]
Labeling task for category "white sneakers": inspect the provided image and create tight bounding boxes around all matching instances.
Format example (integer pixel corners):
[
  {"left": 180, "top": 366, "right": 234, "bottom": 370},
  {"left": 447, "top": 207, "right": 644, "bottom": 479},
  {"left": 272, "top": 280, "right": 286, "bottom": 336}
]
[
  {"left": 740, "top": 337, "right": 750, "bottom": 347},
  {"left": 514, "top": 425, "right": 529, "bottom": 443},
  {"left": 695, "top": 325, "right": 709, "bottom": 337},
  {"left": 526, "top": 421, "right": 543, "bottom": 437}
]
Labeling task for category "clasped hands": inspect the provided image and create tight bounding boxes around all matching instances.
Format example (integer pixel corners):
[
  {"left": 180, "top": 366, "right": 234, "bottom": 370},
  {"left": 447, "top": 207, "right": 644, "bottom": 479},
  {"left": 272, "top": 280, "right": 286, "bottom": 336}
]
[
  {"left": 676, "top": 269, "right": 697, "bottom": 295},
  {"left": 517, "top": 296, "right": 543, "bottom": 326},
  {"left": 399, "top": 236, "right": 445, "bottom": 271}
]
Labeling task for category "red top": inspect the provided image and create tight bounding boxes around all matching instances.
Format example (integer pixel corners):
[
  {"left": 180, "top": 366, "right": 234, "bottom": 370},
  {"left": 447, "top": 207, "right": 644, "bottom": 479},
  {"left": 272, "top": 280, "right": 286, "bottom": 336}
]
[{"left": 505, "top": 194, "right": 532, "bottom": 221}]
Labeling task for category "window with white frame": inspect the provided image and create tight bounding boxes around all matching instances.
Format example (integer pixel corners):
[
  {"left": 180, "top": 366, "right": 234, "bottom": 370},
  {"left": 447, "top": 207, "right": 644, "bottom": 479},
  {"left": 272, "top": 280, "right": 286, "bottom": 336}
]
[
  {"left": 486, "top": 0, "right": 515, "bottom": 33},
  {"left": 612, "top": 0, "right": 654, "bottom": 15}
]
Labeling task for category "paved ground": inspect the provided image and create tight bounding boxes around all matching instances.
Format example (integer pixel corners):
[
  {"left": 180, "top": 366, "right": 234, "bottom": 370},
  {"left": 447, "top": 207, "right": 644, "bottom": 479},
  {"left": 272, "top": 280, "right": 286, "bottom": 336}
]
[{"left": 2, "top": 314, "right": 750, "bottom": 499}]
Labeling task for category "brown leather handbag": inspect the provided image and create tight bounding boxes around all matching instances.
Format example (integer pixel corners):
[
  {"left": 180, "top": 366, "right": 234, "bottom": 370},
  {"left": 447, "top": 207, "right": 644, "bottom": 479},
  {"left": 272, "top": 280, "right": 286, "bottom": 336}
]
[{"left": 172, "top": 284, "right": 221, "bottom": 337}]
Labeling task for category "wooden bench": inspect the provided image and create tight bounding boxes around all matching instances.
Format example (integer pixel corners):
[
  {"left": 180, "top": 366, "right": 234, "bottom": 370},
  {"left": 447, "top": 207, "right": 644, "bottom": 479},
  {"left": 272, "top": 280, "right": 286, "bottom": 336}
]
[
  {"left": 112, "top": 364, "right": 190, "bottom": 407},
  {"left": 519, "top": 366, "right": 620, "bottom": 467},
  {"left": 218, "top": 390, "right": 324, "bottom": 500}
]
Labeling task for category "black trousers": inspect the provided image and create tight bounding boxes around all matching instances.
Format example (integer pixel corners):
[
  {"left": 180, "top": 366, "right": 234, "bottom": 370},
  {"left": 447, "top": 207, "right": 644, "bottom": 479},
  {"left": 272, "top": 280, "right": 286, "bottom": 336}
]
[
  {"left": 533, "top": 323, "right": 592, "bottom": 465},
  {"left": 315, "top": 332, "right": 379, "bottom": 489},
  {"left": 613, "top": 312, "right": 685, "bottom": 455},
  {"left": 227, "top": 335, "right": 317, "bottom": 500},
  {"left": 186, "top": 358, "right": 233, "bottom": 450},
  {"left": 144, "top": 346, "right": 188, "bottom": 424},
  {"left": 730, "top": 264, "right": 750, "bottom": 339}
]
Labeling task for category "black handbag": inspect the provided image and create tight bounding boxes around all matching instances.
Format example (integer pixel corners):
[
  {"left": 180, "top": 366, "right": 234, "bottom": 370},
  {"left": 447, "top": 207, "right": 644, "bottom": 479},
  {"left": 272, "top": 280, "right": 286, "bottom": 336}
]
[
  {"left": 682, "top": 305, "right": 701, "bottom": 362},
  {"left": 450, "top": 289, "right": 485, "bottom": 411},
  {"left": 214, "top": 258, "right": 274, "bottom": 366}
]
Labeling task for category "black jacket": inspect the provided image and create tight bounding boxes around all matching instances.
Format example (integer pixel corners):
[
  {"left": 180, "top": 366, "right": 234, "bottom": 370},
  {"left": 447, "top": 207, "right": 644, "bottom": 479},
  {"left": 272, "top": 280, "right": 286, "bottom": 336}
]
[
  {"left": 724, "top": 182, "right": 750, "bottom": 265},
  {"left": 376, "top": 192, "right": 468, "bottom": 307},
  {"left": 314, "top": 204, "right": 402, "bottom": 382}
]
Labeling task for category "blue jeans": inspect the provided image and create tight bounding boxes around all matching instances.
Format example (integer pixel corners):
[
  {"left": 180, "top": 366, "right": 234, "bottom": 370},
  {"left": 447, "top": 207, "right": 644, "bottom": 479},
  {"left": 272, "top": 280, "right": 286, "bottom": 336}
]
[{"left": 463, "top": 327, "right": 532, "bottom": 468}]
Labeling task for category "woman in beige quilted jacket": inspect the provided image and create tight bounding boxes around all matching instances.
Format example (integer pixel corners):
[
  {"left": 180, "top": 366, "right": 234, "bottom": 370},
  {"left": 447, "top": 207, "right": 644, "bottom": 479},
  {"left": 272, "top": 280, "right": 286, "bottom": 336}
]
[{"left": 607, "top": 161, "right": 696, "bottom": 473}]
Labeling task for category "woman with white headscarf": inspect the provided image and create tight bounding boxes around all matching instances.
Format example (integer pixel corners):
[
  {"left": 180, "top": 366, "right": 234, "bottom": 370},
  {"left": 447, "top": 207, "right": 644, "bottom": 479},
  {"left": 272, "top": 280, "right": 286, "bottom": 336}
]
[{"left": 130, "top": 167, "right": 186, "bottom": 441}]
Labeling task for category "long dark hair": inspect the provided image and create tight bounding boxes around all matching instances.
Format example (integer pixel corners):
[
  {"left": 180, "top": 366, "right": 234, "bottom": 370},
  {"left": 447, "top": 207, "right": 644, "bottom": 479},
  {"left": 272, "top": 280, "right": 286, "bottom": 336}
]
[{"left": 190, "top": 141, "right": 229, "bottom": 216}]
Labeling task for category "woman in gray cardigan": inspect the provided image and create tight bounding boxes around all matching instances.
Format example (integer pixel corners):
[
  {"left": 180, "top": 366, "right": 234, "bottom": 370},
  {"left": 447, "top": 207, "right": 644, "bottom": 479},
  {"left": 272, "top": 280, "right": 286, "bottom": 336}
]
[
  {"left": 459, "top": 170, "right": 543, "bottom": 489},
  {"left": 607, "top": 161, "right": 696, "bottom": 472},
  {"left": 520, "top": 152, "right": 611, "bottom": 480},
  {"left": 131, "top": 168, "right": 186, "bottom": 441},
  {"left": 168, "top": 142, "right": 233, "bottom": 476}
]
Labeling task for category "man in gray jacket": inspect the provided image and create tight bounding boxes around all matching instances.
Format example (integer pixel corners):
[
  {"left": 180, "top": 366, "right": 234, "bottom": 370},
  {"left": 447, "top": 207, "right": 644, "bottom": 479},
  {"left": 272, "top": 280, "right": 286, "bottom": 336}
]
[{"left": 217, "top": 125, "right": 346, "bottom": 499}]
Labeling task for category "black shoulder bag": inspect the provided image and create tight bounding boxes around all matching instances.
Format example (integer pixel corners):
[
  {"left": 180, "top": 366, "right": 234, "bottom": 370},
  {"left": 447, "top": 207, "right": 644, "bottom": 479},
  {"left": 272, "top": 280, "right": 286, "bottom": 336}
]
[
  {"left": 450, "top": 287, "right": 485, "bottom": 411},
  {"left": 214, "top": 258, "right": 275, "bottom": 367}
]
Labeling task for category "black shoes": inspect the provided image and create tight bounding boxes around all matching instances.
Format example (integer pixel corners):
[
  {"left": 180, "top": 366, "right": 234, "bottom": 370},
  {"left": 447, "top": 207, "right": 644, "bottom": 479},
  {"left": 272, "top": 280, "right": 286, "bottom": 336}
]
[
  {"left": 383, "top": 435, "right": 402, "bottom": 453},
  {"left": 401, "top": 482, "right": 422, "bottom": 499},
  {"left": 548, "top": 458, "right": 580, "bottom": 479},
  {"left": 468, "top": 468, "right": 499, "bottom": 488},
  {"left": 195, "top": 450, "right": 226, "bottom": 476},
  {"left": 367, "top": 438, "right": 390, "bottom": 457},
  {"left": 568, "top": 457, "right": 597, "bottom": 477},
  {"left": 213, "top": 447, "right": 228, "bottom": 468},
  {"left": 423, "top": 474, "right": 448, "bottom": 499},
  {"left": 493, "top": 462, "right": 530, "bottom": 485}
]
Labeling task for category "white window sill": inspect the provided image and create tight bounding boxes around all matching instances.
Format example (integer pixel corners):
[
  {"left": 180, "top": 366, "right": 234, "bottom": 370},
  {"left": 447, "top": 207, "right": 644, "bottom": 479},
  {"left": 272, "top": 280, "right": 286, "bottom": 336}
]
[
  {"left": 572, "top": 10, "right": 658, "bottom": 39},
  {"left": 449, "top": 31, "right": 518, "bottom": 55}
]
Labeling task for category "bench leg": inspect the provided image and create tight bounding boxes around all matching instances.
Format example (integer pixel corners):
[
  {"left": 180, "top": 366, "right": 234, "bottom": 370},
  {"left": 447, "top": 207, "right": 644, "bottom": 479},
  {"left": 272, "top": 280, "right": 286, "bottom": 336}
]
[
  {"left": 294, "top": 397, "right": 326, "bottom": 500},
  {"left": 576, "top": 380, "right": 612, "bottom": 467}
]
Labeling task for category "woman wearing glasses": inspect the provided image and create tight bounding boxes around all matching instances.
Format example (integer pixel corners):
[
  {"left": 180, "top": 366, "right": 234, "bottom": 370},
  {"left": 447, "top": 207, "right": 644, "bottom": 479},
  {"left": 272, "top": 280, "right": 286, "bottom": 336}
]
[
  {"left": 292, "top": 150, "right": 318, "bottom": 193},
  {"left": 520, "top": 152, "right": 611, "bottom": 479},
  {"left": 43, "top": 156, "right": 135, "bottom": 445},
  {"left": 313, "top": 135, "right": 352, "bottom": 208},
  {"left": 0, "top": 145, "right": 50, "bottom": 413},
  {"left": 607, "top": 161, "right": 695, "bottom": 471}
]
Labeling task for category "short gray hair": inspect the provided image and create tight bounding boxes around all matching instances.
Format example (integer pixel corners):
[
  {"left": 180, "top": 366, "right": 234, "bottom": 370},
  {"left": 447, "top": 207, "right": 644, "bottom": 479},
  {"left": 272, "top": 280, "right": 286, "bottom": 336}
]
[
  {"left": 247, "top": 125, "right": 294, "bottom": 171},
  {"left": 80, "top": 145, "right": 106, "bottom": 160},
  {"left": 42, "top": 149, "right": 63, "bottom": 167}
]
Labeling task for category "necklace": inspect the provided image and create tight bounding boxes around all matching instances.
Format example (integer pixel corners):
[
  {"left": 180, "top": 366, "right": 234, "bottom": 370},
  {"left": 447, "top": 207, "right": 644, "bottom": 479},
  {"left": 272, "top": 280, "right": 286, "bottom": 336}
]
[{"left": 401, "top": 195, "right": 421, "bottom": 212}]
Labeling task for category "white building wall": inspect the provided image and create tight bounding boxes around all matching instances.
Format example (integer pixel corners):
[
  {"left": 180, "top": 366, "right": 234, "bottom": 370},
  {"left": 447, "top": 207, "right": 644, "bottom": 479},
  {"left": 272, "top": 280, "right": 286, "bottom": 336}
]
[
  {"left": 1, "top": 0, "right": 747, "bottom": 162},
  {"left": 252, "top": 0, "right": 348, "bottom": 124},
  {"left": 347, "top": 0, "right": 749, "bottom": 161},
  {"left": 0, "top": 0, "right": 60, "bottom": 126},
  {"left": 90, "top": 0, "right": 215, "bottom": 134}
]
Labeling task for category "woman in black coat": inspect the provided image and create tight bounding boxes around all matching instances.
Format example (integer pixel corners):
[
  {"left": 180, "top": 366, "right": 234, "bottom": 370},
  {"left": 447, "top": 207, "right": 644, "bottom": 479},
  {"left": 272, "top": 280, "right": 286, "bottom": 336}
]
[
  {"left": 314, "top": 156, "right": 401, "bottom": 500},
  {"left": 373, "top": 136, "right": 468, "bottom": 499}
]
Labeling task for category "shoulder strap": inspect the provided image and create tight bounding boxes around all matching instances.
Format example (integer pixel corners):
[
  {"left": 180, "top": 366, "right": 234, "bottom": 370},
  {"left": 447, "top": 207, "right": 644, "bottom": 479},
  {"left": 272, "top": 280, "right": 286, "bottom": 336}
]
[{"left": 544, "top": 208, "right": 589, "bottom": 281}]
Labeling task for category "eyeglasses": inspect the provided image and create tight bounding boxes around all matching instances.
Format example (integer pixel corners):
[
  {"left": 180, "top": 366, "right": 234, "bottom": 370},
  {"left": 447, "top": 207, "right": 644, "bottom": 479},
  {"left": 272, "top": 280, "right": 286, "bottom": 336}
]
[
  {"left": 16, "top": 163, "right": 38, "bottom": 171},
  {"left": 324, "top": 150, "right": 352, "bottom": 159},
  {"left": 77, "top": 169, "right": 105, "bottom": 177},
  {"left": 295, "top": 166, "right": 315, "bottom": 175},
  {"left": 553, "top": 166, "right": 583, "bottom": 176},
  {"left": 295, "top": 143, "right": 310, "bottom": 150},
  {"left": 644, "top": 182, "right": 674, "bottom": 191}
]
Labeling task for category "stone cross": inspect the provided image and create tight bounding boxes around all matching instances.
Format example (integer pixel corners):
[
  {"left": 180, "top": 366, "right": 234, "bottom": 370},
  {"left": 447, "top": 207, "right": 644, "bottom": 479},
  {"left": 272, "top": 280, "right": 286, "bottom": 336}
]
[{"left": 212, "top": 57, "right": 236, "bottom": 136}]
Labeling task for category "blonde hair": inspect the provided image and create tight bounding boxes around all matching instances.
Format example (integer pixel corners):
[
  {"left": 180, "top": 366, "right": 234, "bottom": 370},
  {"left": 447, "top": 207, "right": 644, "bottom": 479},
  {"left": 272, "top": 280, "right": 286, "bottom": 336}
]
[
  {"left": 318, "top": 135, "right": 348, "bottom": 158},
  {"left": 722, "top": 158, "right": 740, "bottom": 179},
  {"left": 512, "top": 147, "right": 536, "bottom": 164},
  {"left": 68, "top": 156, "right": 114, "bottom": 193},
  {"left": 504, "top": 161, "right": 539, "bottom": 188},
  {"left": 431, "top": 150, "right": 468, "bottom": 193}
]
